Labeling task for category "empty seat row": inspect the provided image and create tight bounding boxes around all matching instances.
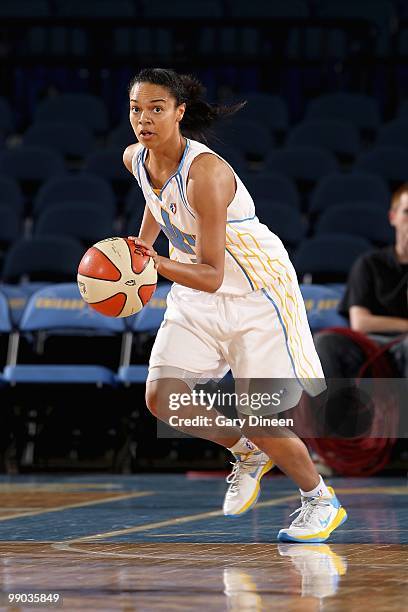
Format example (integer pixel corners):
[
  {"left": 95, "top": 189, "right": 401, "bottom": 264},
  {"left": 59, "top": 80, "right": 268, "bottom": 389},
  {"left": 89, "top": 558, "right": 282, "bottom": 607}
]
[
  {"left": 0, "top": 170, "right": 393, "bottom": 218},
  {"left": 0, "top": 230, "right": 373, "bottom": 286},
  {"left": 4, "top": 91, "right": 408, "bottom": 139},
  {"left": 3, "top": 116, "right": 408, "bottom": 166},
  {"left": 2, "top": 142, "right": 408, "bottom": 192},
  {"left": 0, "top": 279, "right": 348, "bottom": 387}
]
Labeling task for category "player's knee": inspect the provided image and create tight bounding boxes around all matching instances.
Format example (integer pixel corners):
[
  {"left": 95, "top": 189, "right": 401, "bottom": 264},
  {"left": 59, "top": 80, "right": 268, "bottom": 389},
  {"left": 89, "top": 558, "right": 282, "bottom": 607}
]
[{"left": 145, "top": 383, "right": 159, "bottom": 418}]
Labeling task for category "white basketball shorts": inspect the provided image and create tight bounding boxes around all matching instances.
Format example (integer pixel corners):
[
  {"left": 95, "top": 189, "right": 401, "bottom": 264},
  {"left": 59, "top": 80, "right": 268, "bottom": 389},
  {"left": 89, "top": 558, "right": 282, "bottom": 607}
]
[{"left": 147, "top": 280, "right": 325, "bottom": 397}]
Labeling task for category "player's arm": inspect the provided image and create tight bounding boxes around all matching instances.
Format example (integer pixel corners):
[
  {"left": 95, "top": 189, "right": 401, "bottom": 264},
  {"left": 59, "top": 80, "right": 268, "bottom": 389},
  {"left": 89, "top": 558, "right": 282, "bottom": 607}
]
[
  {"left": 138, "top": 205, "right": 161, "bottom": 246},
  {"left": 123, "top": 144, "right": 140, "bottom": 174},
  {"left": 123, "top": 144, "right": 161, "bottom": 245},
  {"left": 132, "top": 154, "right": 234, "bottom": 293},
  {"left": 349, "top": 306, "right": 408, "bottom": 334}
]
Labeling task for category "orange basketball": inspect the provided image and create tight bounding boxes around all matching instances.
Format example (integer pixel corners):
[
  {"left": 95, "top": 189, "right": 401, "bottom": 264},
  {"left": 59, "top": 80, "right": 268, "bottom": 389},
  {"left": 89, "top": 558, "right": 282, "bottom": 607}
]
[{"left": 77, "top": 237, "right": 157, "bottom": 317}]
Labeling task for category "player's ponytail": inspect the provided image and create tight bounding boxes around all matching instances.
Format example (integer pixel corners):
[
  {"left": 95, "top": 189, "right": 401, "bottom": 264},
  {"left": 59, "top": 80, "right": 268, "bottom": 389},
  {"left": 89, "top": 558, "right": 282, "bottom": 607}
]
[{"left": 129, "top": 68, "right": 245, "bottom": 142}]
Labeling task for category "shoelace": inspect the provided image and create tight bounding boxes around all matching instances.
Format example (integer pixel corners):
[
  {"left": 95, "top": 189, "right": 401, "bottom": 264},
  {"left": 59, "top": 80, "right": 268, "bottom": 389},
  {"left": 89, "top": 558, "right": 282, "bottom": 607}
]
[
  {"left": 289, "top": 496, "right": 331, "bottom": 528},
  {"left": 225, "top": 453, "right": 260, "bottom": 497}
]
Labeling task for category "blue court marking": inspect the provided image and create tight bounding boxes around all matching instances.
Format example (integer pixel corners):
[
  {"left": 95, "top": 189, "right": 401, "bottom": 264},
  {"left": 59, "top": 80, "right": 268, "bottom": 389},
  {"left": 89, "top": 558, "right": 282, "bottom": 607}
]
[{"left": 0, "top": 476, "right": 406, "bottom": 544}]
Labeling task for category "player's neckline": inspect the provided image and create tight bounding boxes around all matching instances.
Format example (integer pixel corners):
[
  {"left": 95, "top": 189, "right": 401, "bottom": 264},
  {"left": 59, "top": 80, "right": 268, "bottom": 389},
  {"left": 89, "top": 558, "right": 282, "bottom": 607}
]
[{"left": 143, "top": 138, "right": 190, "bottom": 201}]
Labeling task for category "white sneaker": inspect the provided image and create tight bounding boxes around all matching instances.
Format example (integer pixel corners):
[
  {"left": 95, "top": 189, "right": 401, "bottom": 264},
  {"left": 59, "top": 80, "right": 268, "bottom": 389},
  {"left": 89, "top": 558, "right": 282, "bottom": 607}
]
[
  {"left": 278, "top": 543, "right": 347, "bottom": 599},
  {"left": 277, "top": 487, "right": 347, "bottom": 543},
  {"left": 223, "top": 450, "right": 274, "bottom": 517}
]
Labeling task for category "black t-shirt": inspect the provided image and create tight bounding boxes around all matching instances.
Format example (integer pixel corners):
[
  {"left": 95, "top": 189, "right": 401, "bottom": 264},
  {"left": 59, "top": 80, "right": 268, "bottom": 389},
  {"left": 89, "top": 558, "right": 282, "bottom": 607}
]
[{"left": 339, "top": 246, "right": 408, "bottom": 318}]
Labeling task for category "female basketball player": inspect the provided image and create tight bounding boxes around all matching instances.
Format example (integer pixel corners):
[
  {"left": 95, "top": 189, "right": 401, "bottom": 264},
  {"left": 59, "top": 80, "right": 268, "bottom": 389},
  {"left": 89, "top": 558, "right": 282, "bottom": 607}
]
[{"left": 123, "top": 68, "right": 347, "bottom": 543}]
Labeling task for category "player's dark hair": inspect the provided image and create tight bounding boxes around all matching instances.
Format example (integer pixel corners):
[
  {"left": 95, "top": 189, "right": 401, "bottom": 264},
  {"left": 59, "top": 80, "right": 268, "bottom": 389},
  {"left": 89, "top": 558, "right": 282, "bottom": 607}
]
[{"left": 129, "top": 68, "right": 245, "bottom": 142}]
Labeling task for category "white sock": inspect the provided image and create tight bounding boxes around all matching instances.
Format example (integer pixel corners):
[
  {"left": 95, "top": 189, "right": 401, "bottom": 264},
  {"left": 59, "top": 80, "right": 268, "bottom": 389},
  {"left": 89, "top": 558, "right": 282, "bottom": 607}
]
[
  {"left": 300, "top": 475, "right": 331, "bottom": 498},
  {"left": 228, "top": 436, "right": 257, "bottom": 455}
]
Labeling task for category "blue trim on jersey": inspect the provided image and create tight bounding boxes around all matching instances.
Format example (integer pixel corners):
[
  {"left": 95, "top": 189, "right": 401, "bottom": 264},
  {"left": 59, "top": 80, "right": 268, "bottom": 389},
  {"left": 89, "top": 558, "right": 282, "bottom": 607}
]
[
  {"left": 227, "top": 214, "right": 257, "bottom": 224},
  {"left": 142, "top": 139, "right": 190, "bottom": 201},
  {"left": 136, "top": 149, "right": 143, "bottom": 187},
  {"left": 175, "top": 173, "right": 195, "bottom": 218},
  {"left": 261, "top": 288, "right": 307, "bottom": 392},
  {"left": 225, "top": 247, "right": 255, "bottom": 290}
]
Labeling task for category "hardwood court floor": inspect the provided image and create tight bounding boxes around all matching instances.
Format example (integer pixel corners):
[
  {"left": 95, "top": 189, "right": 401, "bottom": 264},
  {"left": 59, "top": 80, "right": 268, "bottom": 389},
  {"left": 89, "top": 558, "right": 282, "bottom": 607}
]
[{"left": 0, "top": 475, "right": 406, "bottom": 610}]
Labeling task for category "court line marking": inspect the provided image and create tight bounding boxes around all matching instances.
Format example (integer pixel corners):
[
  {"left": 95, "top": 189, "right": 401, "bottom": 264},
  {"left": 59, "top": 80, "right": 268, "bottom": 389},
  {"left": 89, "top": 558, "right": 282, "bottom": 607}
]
[
  {"left": 0, "top": 491, "right": 153, "bottom": 523},
  {"left": 0, "top": 483, "right": 122, "bottom": 491},
  {"left": 58, "top": 493, "right": 299, "bottom": 545}
]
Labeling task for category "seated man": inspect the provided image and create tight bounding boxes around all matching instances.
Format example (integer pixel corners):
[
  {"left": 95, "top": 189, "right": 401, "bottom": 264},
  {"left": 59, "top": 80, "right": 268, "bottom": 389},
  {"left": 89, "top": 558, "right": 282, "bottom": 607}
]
[{"left": 315, "top": 183, "right": 408, "bottom": 378}]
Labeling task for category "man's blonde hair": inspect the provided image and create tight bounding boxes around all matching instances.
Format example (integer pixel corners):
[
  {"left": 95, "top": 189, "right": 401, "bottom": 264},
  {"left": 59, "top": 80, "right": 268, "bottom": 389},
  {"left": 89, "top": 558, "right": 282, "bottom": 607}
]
[{"left": 391, "top": 183, "right": 408, "bottom": 211}]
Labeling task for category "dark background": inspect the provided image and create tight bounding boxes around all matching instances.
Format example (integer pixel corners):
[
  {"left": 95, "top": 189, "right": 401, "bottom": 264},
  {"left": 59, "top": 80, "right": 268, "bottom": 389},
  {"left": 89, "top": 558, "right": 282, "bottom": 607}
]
[{"left": 0, "top": 0, "right": 407, "bottom": 475}]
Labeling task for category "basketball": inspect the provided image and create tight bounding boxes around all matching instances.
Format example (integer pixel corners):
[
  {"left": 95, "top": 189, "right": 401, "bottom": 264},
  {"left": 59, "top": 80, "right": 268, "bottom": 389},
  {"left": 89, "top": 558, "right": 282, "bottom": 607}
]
[{"left": 77, "top": 237, "right": 157, "bottom": 317}]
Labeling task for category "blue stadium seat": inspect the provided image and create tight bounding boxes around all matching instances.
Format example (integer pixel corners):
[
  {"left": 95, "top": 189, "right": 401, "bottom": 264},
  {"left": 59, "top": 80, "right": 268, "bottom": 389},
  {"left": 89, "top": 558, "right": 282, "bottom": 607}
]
[
  {"left": 0, "top": 289, "right": 12, "bottom": 374},
  {"left": 23, "top": 122, "right": 95, "bottom": 159},
  {"left": 242, "top": 173, "right": 300, "bottom": 208},
  {"left": 210, "top": 143, "right": 247, "bottom": 172},
  {"left": 314, "top": 203, "right": 394, "bottom": 246},
  {"left": 1, "top": 283, "right": 49, "bottom": 326},
  {"left": 229, "top": 0, "right": 308, "bottom": 17},
  {"left": 2, "top": 236, "right": 83, "bottom": 283},
  {"left": 0, "top": 206, "right": 21, "bottom": 250},
  {"left": 125, "top": 184, "right": 146, "bottom": 217},
  {"left": 306, "top": 93, "right": 381, "bottom": 133},
  {"left": 293, "top": 234, "right": 372, "bottom": 282},
  {"left": 113, "top": 27, "right": 172, "bottom": 57},
  {"left": 310, "top": 173, "right": 390, "bottom": 215},
  {"left": 265, "top": 147, "right": 338, "bottom": 184},
  {"left": 315, "top": 0, "right": 395, "bottom": 57},
  {"left": 353, "top": 146, "right": 408, "bottom": 185},
  {"left": 0, "top": 97, "right": 14, "bottom": 136},
  {"left": 300, "top": 284, "right": 348, "bottom": 332},
  {"left": 377, "top": 120, "right": 408, "bottom": 148},
  {"left": 0, "top": 147, "right": 65, "bottom": 183},
  {"left": 255, "top": 201, "right": 306, "bottom": 249},
  {"left": 118, "top": 283, "right": 171, "bottom": 384},
  {"left": 34, "top": 174, "right": 115, "bottom": 217},
  {"left": 216, "top": 119, "right": 274, "bottom": 160},
  {"left": 237, "top": 93, "right": 289, "bottom": 135},
  {"left": 287, "top": 120, "right": 360, "bottom": 159},
  {"left": 3, "top": 283, "right": 124, "bottom": 385},
  {"left": 55, "top": 0, "right": 135, "bottom": 16},
  {"left": 143, "top": 0, "right": 222, "bottom": 17},
  {"left": 35, "top": 202, "right": 114, "bottom": 247},
  {"left": 108, "top": 123, "right": 137, "bottom": 150},
  {"left": 25, "top": 26, "right": 87, "bottom": 57},
  {"left": 0, "top": 176, "right": 24, "bottom": 216},
  {"left": 0, "top": 1, "right": 49, "bottom": 16},
  {"left": 83, "top": 149, "right": 131, "bottom": 192},
  {"left": 397, "top": 100, "right": 408, "bottom": 120},
  {"left": 0, "top": 290, "right": 12, "bottom": 333},
  {"left": 35, "top": 94, "right": 108, "bottom": 134}
]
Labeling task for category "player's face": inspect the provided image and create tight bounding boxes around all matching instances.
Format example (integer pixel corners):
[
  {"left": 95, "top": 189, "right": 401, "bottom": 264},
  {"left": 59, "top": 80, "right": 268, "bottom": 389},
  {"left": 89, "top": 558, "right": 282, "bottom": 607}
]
[
  {"left": 389, "top": 193, "right": 408, "bottom": 237},
  {"left": 129, "top": 82, "right": 185, "bottom": 148}
]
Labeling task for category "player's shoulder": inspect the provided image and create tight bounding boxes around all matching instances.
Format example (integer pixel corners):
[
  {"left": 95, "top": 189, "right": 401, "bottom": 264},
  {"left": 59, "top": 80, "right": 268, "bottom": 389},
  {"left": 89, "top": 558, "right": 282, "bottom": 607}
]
[
  {"left": 188, "top": 141, "right": 233, "bottom": 183},
  {"left": 123, "top": 142, "right": 143, "bottom": 174}
]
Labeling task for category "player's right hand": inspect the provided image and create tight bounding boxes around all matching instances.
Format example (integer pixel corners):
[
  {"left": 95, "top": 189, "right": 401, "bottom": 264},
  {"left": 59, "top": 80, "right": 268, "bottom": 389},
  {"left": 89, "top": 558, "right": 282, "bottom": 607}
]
[{"left": 128, "top": 236, "right": 160, "bottom": 269}]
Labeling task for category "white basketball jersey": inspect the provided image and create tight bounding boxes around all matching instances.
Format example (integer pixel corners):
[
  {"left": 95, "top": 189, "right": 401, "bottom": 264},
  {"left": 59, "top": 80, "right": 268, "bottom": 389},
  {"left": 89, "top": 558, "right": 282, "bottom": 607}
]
[{"left": 132, "top": 138, "right": 293, "bottom": 296}]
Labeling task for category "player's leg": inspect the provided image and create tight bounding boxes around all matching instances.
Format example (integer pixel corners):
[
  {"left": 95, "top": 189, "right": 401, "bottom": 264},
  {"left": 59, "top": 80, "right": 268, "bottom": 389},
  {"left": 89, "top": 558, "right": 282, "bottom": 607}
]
[
  {"left": 226, "top": 280, "right": 347, "bottom": 542},
  {"left": 146, "top": 285, "right": 272, "bottom": 515},
  {"left": 145, "top": 375, "right": 241, "bottom": 447}
]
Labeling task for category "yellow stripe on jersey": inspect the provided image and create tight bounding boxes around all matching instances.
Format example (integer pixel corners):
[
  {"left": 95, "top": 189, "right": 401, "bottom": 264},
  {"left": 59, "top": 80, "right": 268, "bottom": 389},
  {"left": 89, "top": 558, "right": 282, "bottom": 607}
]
[
  {"left": 228, "top": 226, "right": 319, "bottom": 378},
  {"left": 227, "top": 225, "right": 319, "bottom": 379},
  {"left": 227, "top": 227, "right": 310, "bottom": 377}
]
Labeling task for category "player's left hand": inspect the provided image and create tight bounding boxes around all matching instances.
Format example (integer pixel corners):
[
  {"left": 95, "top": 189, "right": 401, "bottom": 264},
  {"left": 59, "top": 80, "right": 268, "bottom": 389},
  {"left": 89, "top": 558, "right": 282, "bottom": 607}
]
[{"left": 128, "top": 236, "right": 161, "bottom": 269}]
